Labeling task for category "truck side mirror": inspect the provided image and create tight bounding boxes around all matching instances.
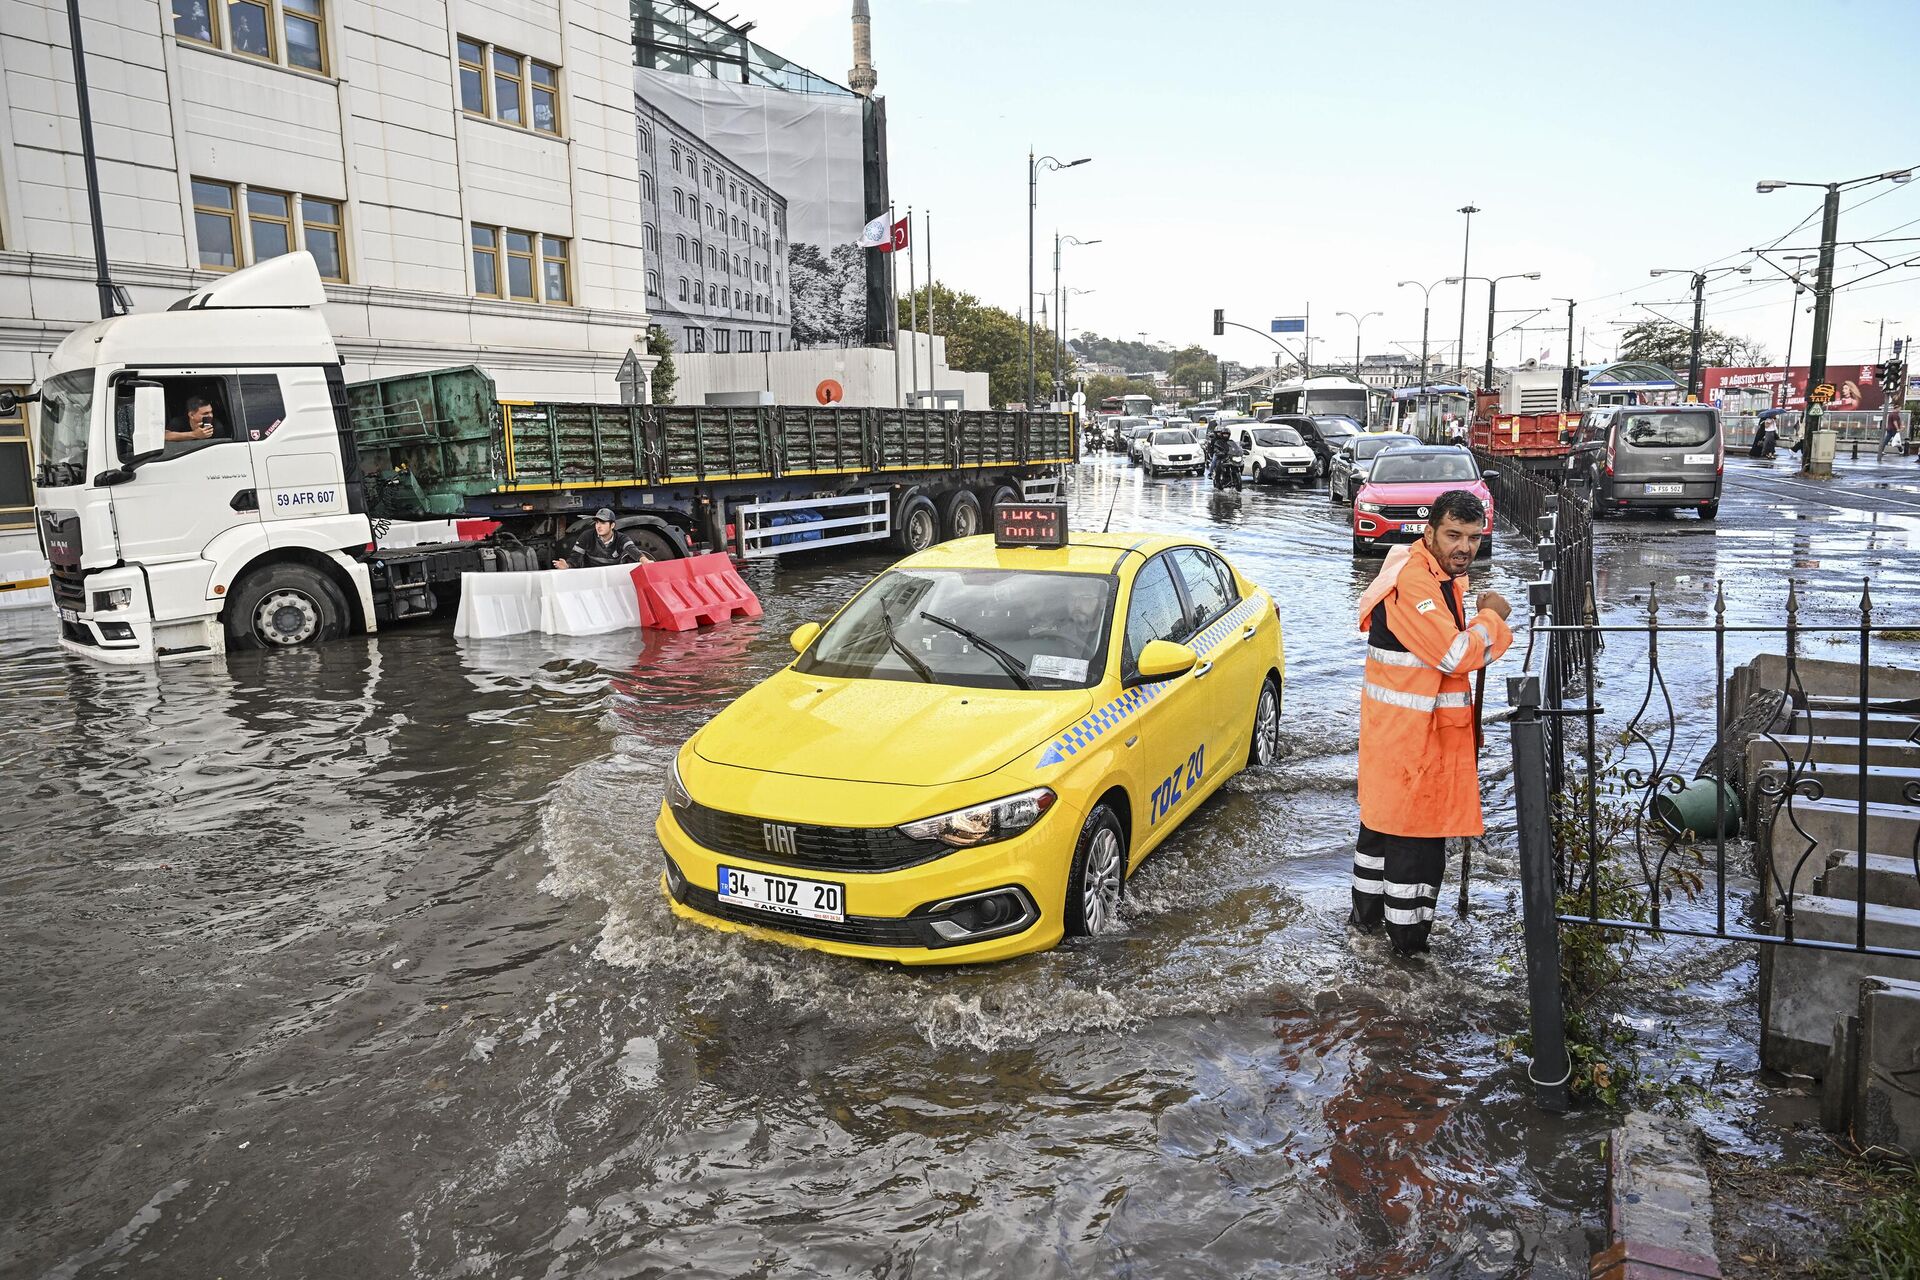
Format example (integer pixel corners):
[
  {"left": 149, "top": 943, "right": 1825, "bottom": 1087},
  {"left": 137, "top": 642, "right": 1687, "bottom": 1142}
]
[{"left": 132, "top": 384, "right": 165, "bottom": 456}]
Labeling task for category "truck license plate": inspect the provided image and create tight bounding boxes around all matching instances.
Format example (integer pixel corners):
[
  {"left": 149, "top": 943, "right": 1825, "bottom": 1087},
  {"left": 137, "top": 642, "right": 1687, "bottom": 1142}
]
[
  {"left": 718, "top": 865, "right": 844, "bottom": 922},
  {"left": 1643, "top": 483, "right": 1683, "bottom": 495},
  {"left": 58, "top": 607, "right": 79, "bottom": 623}
]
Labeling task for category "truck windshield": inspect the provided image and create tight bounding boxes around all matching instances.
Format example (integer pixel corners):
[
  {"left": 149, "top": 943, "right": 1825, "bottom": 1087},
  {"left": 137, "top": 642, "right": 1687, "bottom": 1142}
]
[
  {"left": 1621, "top": 412, "right": 1715, "bottom": 448},
  {"left": 36, "top": 370, "right": 96, "bottom": 488},
  {"left": 796, "top": 568, "right": 1115, "bottom": 690}
]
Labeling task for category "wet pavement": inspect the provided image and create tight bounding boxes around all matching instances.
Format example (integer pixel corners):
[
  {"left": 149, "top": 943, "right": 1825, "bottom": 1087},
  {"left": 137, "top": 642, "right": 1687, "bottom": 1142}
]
[{"left": 5, "top": 451, "right": 1920, "bottom": 1279}]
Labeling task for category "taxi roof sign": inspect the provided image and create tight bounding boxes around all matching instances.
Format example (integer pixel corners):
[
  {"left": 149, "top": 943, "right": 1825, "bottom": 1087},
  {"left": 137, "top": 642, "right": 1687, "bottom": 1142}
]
[{"left": 993, "top": 502, "right": 1069, "bottom": 548}]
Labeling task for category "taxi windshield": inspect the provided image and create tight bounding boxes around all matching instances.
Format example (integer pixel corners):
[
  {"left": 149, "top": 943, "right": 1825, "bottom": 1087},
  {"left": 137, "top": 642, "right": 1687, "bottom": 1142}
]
[{"left": 797, "top": 568, "right": 1115, "bottom": 690}]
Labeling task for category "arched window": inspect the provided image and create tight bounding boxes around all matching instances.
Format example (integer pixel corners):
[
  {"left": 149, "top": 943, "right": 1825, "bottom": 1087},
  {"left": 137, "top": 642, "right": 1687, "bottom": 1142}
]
[
  {"left": 676, "top": 234, "right": 687, "bottom": 260},
  {"left": 642, "top": 223, "right": 657, "bottom": 253},
  {"left": 672, "top": 188, "right": 684, "bottom": 215},
  {"left": 678, "top": 276, "right": 689, "bottom": 302},
  {"left": 708, "top": 283, "right": 718, "bottom": 305},
  {"left": 645, "top": 269, "right": 659, "bottom": 296},
  {"left": 640, "top": 172, "right": 654, "bottom": 201},
  {"left": 670, "top": 144, "right": 679, "bottom": 170}
]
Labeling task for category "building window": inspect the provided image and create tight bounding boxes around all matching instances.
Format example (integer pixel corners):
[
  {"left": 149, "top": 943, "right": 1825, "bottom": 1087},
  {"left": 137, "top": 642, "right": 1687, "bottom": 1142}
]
[
  {"left": 192, "top": 179, "right": 238, "bottom": 270},
  {"left": 714, "top": 328, "right": 730, "bottom": 354},
  {"left": 707, "top": 246, "right": 717, "bottom": 269},
  {"left": 471, "top": 225, "right": 499, "bottom": 296},
  {"left": 670, "top": 145, "right": 680, "bottom": 170},
  {"left": 529, "top": 62, "right": 558, "bottom": 134},
  {"left": 642, "top": 172, "right": 655, "bottom": 202},
  {"left": 458, "top": 38, "right": 487, "bottom": 113},
  {"left": 645, "top": 269, "right": 659, "bottom": 297},
  {"left": 248, "top": 188, "right": 292, "bottom": 261},
  {"left": 708, "top": 283, "right": 718, "bottom": 305},
  {"left": 738, "top": 328, "right": 752, "bottom": 350},
  {"left": 639, "top": 126, "right": 652, "bottom": 154},
  {"left": 0, "top": 386, "right": 30, "bottom": 532},
  {"left": 671, "top": 187, "right": 682, "bottom": 214},
  {"left": 704, "top": 203, "right": 713, "bottom": 227},
  {"left": 542, "top": 236, "right": 570, "bottom": 303},
  {"left": 172, "top": 0, "right": 327, "bottom": 74},
  {"left": 471, "top": 225, "right": 571, "bottom": 305},
  {"left": 758, "top": 331, "right": 770, "bottom": 353},
  {"left": 678, "top": 276, "right": 689, "bottom": 302},
  {"left": 457, "top": 39, "right": 559, "bottom": 134},
  {"left": 692, "top": 238, "right": 702, "bottom": 262},
  {"left": 643, "top": 223, "right": 657, "bottom": 253},
  {"left": 684, "top": 326, "right": 704, "bottom": 353},
  {"left": 676, "top": 234, "right": 687, "bottom": 261},
  {"left": 703, "top": 166, "right": 711, "bottom": 187},
  {"left": 302, "top": 197, "right": 343, "bottom": 280}
]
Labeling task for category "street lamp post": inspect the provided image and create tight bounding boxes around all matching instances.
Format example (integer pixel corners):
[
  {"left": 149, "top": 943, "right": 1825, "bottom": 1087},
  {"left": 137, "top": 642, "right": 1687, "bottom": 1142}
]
[
  {"left": 1027, "top": 153, "right": 1090, "bottom": 409},
  {"left": 1398, "top": 277, "right": 1450, "bottom": 436},
  {"left": 1446, "top": 271, "right": 1542, "bottom": 393},
  {"left": 1061, "top": 287, "right": 1094, "bottom": 391},
  {"left": 1649, "top": 264, "right": 1753, "bottom": 400},
  {"left": 1757, "top": 168, "right": 1913, "bottom": 458},
  {"left": 1336, "top": 310, "right": 1381, "bottom": 382},
  {"left": 1053, "top": 233, "right": 1101, "bottom": 401},
  {"left": 1864, "top": 318, "right": 1903, "bottom": 363},
  {"left": 1456, "top": 205, "right": 1478, "bottom": 384},
  {"left": 1781, "top": 253, "right": 1815, "bottom": 382}
]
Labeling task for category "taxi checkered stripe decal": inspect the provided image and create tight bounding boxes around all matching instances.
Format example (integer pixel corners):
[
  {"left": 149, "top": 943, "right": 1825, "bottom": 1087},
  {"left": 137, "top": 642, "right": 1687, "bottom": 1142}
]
[{"left": 1034, "top": 592, "right": 1271, "bottom": 769}]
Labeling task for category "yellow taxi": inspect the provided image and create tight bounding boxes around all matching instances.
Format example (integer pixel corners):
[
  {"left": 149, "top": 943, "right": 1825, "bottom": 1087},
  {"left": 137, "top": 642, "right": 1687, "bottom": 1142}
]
[{"left": 655, "top": 521, "right": 1285, "bottom": 964}]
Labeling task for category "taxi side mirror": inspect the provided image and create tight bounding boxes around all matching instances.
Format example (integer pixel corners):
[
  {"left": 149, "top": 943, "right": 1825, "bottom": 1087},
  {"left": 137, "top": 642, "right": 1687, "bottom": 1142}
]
[
  {"left": 1133, "top": 639, "right": 1197, "bottom": 683},
  {"left": 789, "top": 621, "right": 821, "bottom": 655}
]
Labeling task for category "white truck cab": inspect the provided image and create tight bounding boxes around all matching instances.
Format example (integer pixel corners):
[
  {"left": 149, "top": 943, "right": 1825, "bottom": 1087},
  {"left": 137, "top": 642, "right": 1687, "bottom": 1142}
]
[{"left": 28, "top": 253, "right": 376, "bottom": 663}]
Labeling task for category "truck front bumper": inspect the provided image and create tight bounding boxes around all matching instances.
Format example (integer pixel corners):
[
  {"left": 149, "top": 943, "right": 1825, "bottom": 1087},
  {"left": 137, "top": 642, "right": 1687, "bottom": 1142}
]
[{"left": 53, "top": 565, "right": 224, "bottom": 665}]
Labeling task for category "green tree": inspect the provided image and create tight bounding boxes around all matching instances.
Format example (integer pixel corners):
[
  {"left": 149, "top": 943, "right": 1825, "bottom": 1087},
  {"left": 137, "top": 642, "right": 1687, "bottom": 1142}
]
[
  {"left": 1618, "top": 320, "right": 1769, "bottom": 372},
  {"left": 899, "top": 283, "right": 1054, "bottom": 408},
  {"left": 646, "top": 324, "right": 676, "bottom": 405},
  {"left": 1083, "top": 373, "right": 1158, "bottom": 407},
  {"left": 1073, "top": 331, "right": 1170, "bottom": 372},
  {"left": 1164, "top": 344, "right": 1225, "bottom": 399}
]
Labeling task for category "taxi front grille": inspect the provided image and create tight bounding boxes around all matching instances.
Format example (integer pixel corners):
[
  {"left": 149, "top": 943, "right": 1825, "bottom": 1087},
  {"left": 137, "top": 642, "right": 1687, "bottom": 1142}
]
[{"left": 672, "top": 801, "right": 942, "bottom": 873}]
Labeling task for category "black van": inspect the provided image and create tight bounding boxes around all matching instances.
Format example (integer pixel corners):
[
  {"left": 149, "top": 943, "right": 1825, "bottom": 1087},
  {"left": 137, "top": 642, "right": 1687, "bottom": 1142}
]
[{"left": 1570, "top": 405, "right": 1723, "bottom": 520}]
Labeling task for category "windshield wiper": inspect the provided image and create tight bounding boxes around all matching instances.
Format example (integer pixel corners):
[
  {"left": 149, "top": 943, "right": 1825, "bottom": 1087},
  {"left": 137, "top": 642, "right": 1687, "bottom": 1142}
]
[
  {"left": 878, "top": 601, "right": 935, "bottom": 683},
  {"left": 919, "top": 612, "right": 1034, "bottom": 690}
]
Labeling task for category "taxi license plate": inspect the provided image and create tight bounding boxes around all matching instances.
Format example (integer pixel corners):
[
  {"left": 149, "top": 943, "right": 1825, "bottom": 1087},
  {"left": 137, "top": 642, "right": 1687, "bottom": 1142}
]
[
  {"left": 1644, "top": 483, "right": 1683, "bottom": 495},
  {"left": 718, "top": 865, "right": 845, "bottom": 922}
]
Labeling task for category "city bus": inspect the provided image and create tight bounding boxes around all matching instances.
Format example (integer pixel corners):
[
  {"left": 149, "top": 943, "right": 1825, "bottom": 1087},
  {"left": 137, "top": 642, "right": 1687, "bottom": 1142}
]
[
  {"left": 1121, "top": 393, "right": 1155, "bottom": 418},
  {"left": 1268, "top": 375, "right": 1371, "bottom": 427}
]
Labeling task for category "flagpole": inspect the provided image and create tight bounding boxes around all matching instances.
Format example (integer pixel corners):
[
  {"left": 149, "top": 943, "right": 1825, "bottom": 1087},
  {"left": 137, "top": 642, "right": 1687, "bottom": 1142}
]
[
  {"left": 890, "top": 201, "right": 901, "bottom": 410},
  {"left": 926, "top": 210, "right": 936, "bottom": 387},
  {"left": 907, "top": 205, "right": 920, "bottom": 402}
]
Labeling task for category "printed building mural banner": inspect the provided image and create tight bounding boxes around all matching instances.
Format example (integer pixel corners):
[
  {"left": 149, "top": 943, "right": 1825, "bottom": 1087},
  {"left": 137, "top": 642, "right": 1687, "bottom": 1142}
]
[
  {"left": 636, "top": 68, "right": 882, "bottom": 348},
  {"left": 1699, "top": 363, "right": 1893, "bottom": 412}
]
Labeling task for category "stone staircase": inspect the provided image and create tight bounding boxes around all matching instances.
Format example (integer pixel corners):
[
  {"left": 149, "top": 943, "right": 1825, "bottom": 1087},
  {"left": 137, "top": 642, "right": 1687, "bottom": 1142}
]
[{"left": 1733, "top": 654, "right": 1920, "bottom": 1157}]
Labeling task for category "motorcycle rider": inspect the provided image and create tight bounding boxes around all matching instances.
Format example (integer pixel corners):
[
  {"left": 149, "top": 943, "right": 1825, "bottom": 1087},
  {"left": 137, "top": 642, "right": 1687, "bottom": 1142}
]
[{"left": 1205, "top": 425, "right": 1242, "bottom": 487}]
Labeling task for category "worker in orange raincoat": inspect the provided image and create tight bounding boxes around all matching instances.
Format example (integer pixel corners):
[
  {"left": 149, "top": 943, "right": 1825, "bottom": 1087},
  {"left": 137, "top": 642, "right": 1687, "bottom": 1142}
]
[{"left": 1351, "top": 489, "right": 1514, "bottom": 955}]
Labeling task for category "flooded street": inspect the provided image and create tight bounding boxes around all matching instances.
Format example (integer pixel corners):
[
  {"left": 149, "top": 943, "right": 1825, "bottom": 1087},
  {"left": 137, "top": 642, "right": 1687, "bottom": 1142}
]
[{"left": 6, "top": 454, "right": 1920, "bottom": 1279}]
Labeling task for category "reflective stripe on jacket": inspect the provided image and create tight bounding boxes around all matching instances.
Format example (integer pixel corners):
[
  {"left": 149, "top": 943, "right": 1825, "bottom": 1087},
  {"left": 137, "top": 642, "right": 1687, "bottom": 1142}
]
[{"left": 1356, "top": 539, "right": 1513, "bottom": 838}]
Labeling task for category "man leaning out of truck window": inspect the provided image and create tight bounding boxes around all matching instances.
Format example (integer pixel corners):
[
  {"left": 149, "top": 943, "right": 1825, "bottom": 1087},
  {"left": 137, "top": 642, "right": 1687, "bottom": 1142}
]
[{"left": 554, "top": 509, "right": 653, "bottom": 570}]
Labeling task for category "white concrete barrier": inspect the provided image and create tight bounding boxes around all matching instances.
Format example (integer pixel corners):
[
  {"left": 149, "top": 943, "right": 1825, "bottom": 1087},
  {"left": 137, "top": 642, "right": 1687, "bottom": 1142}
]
[
  {"left": 540, "top": 564, "right": 642, "bottom": 636},
  {"left": 452, "top": 571, "right": 549, "bottom": 639}
]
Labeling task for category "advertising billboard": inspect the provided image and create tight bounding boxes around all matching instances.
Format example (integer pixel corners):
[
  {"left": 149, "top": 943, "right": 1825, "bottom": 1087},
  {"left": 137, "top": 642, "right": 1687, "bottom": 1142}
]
[
  {"left": 1699, "top": 364, "right": 1891, "bottom": 412},
  {"left": 636, "top": 68, "right": 885, "bottom": 349}
]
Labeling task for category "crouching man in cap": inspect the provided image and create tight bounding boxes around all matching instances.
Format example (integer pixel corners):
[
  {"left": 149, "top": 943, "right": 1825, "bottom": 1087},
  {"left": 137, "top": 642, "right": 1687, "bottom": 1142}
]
[{"left": 554, "top": 508, "right": 653, "bottom": 569}]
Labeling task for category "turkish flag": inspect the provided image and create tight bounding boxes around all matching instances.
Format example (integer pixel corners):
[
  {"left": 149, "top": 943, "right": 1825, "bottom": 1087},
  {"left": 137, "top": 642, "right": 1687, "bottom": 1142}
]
[
  {"left": 884, "top": 217, "right": 909, "bottom": 253},
  {"left": 857, "top": 214, "right": 912, "bottom": 253}
]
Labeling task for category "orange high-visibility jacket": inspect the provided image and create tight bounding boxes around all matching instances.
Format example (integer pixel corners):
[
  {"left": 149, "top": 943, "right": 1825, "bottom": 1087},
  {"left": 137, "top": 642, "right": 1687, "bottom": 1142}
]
[{"left": 1355, "top": 540, "right": 1514, "bottom": 838}]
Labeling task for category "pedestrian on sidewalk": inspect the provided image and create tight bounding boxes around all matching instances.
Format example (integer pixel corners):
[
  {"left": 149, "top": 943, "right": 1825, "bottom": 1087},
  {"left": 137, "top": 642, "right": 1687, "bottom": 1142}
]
[
  {"left": 1876, "top": 410, "right": 1905, "bottom": 462},
  {"left": 1349, "top": 491, "right": 1514, "bottom": 956}
]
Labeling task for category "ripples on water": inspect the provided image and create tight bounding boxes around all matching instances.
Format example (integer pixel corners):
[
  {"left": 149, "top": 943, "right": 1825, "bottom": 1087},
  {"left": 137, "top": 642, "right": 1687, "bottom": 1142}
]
[{"left": 5, "top": 464, "right": 1791, "bottom": 1278}]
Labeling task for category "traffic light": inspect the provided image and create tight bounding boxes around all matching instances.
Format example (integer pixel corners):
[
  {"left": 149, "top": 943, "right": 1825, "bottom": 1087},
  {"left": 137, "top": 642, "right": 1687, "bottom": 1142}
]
[{"left": 1212, "top": 309, "right": 1224, "bottom": 337}]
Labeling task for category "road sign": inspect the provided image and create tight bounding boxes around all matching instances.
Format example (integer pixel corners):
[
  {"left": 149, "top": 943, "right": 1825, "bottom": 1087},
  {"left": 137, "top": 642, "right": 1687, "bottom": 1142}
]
[
  {"left": 1810, "top": 382, "right": 1836, "bottom": 405},
  {"left": 616, "top": 349, "right": 645, "bottom": 405},
  {"left": 1272, "top": 318, "right": 1306, "bottom": 334}
]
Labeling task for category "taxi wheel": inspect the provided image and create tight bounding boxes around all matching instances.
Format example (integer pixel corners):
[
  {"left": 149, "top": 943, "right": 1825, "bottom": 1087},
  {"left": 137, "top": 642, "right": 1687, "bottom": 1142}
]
[
  {"left": 1065, "top": 803, "right": 1127, "bottom": 936},
  {"left": 1248, "top": 677, "right": 1282, "bottom": 767}
]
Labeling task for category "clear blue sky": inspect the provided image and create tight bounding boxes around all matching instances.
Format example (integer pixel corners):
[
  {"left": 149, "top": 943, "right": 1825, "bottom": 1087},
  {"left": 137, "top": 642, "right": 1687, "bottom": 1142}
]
[{"left": 753, "top": 0, "right": 1919, "bottom": 373}]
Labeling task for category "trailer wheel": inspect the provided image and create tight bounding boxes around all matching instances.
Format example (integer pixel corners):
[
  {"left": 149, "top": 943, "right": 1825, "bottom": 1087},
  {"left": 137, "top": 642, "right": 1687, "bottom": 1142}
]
[
  {"left": 892, "top": 493, "right": 939, "bottom": 555},
  {"left": 984, "top": 483, "right": 1019, "bottom": 513},
  {"left": 938, "top": 489, "right": 983, "bottom": 541},
  {"left": 629, "top": 527, "right": 682, "bottom": 561},
  {"left": 227, "top": 563, "right": 348, "bottom": 650}
]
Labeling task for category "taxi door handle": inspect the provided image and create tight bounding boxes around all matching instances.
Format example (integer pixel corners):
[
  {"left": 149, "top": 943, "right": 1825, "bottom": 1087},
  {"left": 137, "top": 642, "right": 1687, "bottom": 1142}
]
[
  {"left": 1193, "top": 661, "right": 1213, "bottom": 679},
  {"left": 1241, "top": 624, "right": 1258, "bottom": 641},
  {"left": 1125, "top": 735, "right": 1138, "bottom": 748}
]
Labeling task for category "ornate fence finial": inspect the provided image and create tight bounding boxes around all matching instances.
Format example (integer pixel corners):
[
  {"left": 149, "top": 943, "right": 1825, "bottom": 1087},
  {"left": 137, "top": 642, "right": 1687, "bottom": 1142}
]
[
  {"left": 1786, "top": 579, "right": 1799, "bottom": 627},
  {"left": 1647, "top": 580, "right": 1660, "bottom": 627},
  {"left": 1860, "top": 576, "right": 1873, "bottom": 622},
  {"left": 1715, "top": 580, "right": 1726, "bottom": 625},
  {"left": 1583, "top": 582, "right": 1597, "bottom": 627}
]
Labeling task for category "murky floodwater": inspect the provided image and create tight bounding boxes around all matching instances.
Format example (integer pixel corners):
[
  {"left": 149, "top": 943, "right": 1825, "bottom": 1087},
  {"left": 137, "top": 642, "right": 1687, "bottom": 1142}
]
[{"left": 7, "top": 454, "right": 1915, "bottom": 1278}]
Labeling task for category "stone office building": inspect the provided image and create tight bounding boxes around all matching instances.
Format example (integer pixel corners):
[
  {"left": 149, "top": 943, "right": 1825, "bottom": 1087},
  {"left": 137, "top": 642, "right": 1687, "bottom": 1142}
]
[{"left": 634, "top": 97, "right": 790, "bottom": 358}]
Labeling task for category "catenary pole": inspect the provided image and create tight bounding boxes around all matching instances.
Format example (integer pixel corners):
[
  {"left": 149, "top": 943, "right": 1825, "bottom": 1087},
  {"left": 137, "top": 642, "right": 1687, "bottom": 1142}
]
[
  {"left": 907, "top": 205, "right": 919, "bottom": 400},
  {"left": 66, "top": 0, "right": 122, "bottom": 318},
  {"left": 1457, "top": 204, "right": 1478, "bottom": 384}
]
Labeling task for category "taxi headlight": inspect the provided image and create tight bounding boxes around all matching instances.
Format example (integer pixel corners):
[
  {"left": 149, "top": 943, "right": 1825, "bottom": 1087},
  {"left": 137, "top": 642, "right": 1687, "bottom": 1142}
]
[
  {"left": 900, "top": 786, "right": 1056, "bottom": 848},
  {"left": 1357, "top": 500, "right": 1384, "bottom": 514},
  {"left": 665, "top": 755, "right": 693, "bottom": 810}
]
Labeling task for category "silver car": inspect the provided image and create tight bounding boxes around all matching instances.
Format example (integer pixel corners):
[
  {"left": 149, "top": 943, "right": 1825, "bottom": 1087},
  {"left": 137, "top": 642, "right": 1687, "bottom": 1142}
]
[
  {"left": 1328, "top": 432, "right": 1420, "bottom": 504},
  {"left": 1572, "top": 406, "right": 1723, "bottom": 519}
]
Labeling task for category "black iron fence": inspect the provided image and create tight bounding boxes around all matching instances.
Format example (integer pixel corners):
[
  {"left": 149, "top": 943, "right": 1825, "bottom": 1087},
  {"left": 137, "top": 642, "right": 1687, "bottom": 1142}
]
[{"left": 1504, "top": 526, "right": 1920, "bottom": 1111}]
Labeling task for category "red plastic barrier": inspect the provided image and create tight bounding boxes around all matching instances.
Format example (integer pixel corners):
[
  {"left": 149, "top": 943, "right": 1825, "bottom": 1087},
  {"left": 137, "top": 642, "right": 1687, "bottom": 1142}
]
[
  {"left": 632, "top": 553, "right": 762, "bottom": 631},
  {"left": 456, "top": 519, "right": 502, "bottom": 540},
  {"left": 627, "top": 565, "right": 662, "bottom": 628}
]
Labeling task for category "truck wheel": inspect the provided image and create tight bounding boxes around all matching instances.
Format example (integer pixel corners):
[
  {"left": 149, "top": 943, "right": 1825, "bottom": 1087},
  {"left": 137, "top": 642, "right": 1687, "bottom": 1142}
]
[
  {"left": 937, "top": 489, "right": 983, "bottom": 541},
  {"left": 629, "top": 527, "right": 683, "bottom": 560},
  {"left": 892, "top": 493, "right": 938, "bottom": 555},
  {"left": 227, "top": 563, "right": 348, "bottom": 650}
]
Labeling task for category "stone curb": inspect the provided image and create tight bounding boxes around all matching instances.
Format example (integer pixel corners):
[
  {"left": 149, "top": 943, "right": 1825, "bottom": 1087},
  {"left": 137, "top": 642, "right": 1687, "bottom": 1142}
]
[{"left": 1592, "top": 1113, "right": 1722, "bottom": 1280}]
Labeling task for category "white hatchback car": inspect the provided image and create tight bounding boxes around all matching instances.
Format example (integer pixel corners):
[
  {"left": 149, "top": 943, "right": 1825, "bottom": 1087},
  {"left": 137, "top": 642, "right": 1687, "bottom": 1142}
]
[
  {"left": 1144, "top": 428, "right": 1204, "bottom": 477},
  {"left": 1233, "top": 422, "right": 1319, "bottom": 486}
]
